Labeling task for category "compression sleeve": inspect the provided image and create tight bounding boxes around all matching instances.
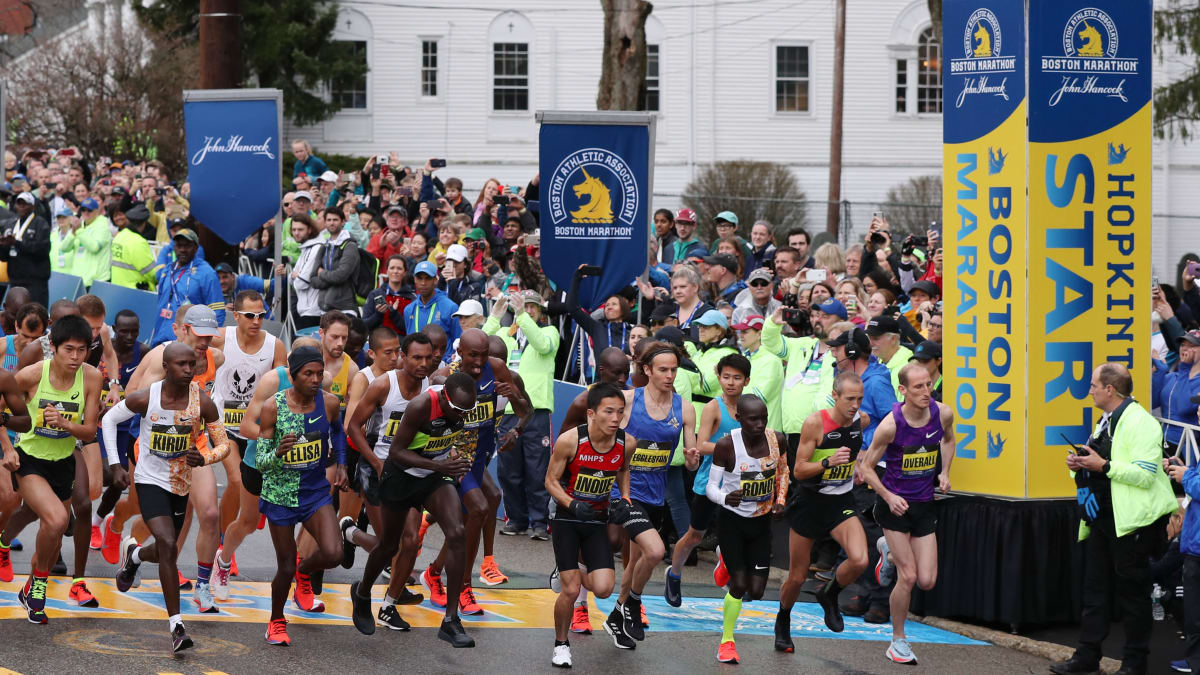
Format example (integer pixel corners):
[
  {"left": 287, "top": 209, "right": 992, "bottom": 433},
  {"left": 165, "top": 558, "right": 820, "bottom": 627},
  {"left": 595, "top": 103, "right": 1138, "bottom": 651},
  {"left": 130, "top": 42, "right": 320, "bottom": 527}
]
[
  {"left": 102, "top": 400, "right": 135, "bottom": 466},
  {"left": 330, "top": 415, "right": 347, "bottom": 465},
  {"left": 202, "top": 421, "right": 231, "bottom": 465},
  {"left": 706, "top": 463, "right": 734, "bottom": 506}
]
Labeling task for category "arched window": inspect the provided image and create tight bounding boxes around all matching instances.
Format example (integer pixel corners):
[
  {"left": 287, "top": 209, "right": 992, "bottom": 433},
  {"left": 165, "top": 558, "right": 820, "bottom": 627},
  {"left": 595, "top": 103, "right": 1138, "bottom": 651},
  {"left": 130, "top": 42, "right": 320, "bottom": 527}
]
[
  {"left": 916, "top": 27, "right": 942, "bottom": 114},
  {"left": 489, "top": 11, "right": 534, "bottom": 112}
]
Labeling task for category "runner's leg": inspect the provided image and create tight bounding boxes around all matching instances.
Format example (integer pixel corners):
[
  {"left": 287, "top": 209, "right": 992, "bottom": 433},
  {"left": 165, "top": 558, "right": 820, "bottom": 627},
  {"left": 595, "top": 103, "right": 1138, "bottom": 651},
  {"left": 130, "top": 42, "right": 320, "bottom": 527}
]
[
  {"left": 217, "top": 451, "right": 243, "bottom": 535},
  {"left": 81, "top": 443, "right": 102, "bottom": 500},
  {"left": 385, "top": 509, "right": 422, "bottom": 600},
  {"left": 298, "top": 503, "right": 342, "bottom": 576},
  {"left": 424, "top": 484, "right": 467, "bottom": 620},
  {"left": 779, "top": 530, "right": 815, "bottom": 611},
  {"left": 480, "top": 472, "right": 501, "bottom": 557},
  {"left": 219, "top": 483, "right": 261, "bottom": 563},
  {"left": 16, "top": 475, "right": 69, "bottom": 574},
  {"left": 459, "top": 487, "right": 489, "bottom": 584},
  {"left": 137, "top": 516, "right": 183, "bottom": 617},
  {"left": 70, "top": 452, "right": 93, "bottom": 578},
  {"left": 266, "top": 522, "right": 298, "bottom": 621},
  {"left": 359, "top": 505, "right": 410, "bottom": 596},
  {"left": 830, "top": 516, "right": 870, "bottom": 588},
  {"left": 190, "top": 466, "right": 221, "bottom": 571},
  {"left": 884, "top": 529, "right": 919, "bottom": 641}
]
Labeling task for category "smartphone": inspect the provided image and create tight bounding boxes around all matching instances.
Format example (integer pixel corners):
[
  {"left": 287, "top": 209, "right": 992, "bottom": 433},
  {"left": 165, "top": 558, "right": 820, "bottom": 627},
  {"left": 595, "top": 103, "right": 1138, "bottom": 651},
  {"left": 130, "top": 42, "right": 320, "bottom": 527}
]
[
  {"left": 506, "top": 185, "right": 520, "bottom": 195},
  {"left": 526, "top": 232, "right": 541, "bottom": 247},
  {"left": 782, "top": 307, "right": 804, "bottom": 323},
  {"left": 59, "top": 148, "right": 75, "bottom": 157},
  {"left": 581, "top": 265, "right": 603, "bottom": 276},
  {"left": 1189, "top": 261, "right": 1200, "bottom": 278},
  {"left": 155, "top": 187, "right": 166, "bottom": 196},
  {"left": 381, "top": 165, "right": 391, "bottom": 179},
  {"left": 396, "top": 186, "right": 412, "bottom": 197},
  {"left": 430, "top": 159, "right": 447, "bottom": 168},
  {"left": 494, "top": 195, "right": 511, "bottom": 206},
  {"left": 805, "top": 269, "right": 827, "bottom": 282},
  {"left": 872, "top": 211, "right": 883, "bottom": 221},
  {"left": 846, "top": 297, "right": 857, "bottom": 312},
  {"left": 1153, "top": 275, "right": 1160, "bottom": 290}
]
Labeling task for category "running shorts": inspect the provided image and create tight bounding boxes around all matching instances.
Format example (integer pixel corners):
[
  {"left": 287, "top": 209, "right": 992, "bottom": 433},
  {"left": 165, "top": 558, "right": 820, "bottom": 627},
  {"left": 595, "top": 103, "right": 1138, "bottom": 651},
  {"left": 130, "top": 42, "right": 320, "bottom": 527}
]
[
  {"left": 717, "top": 509, "right": 773, "bottom": 577},
  {"left": 689, "top": 495, "right": 719, "bottom": 532},
  {"left": 789, "top": 490, "right": 858, "bottom": 540},
  {"left": 358, "top": 461, "right": 382, "bottom": 507},
  {"left": 240, "top": 462, "right": 263, "bottom": 498},
  {"left": 135, "top": 482, "right": 189, "bottom": 533},
  {"left": 872, "top": 497, "right": 937, "bottom": 538},
  {"left": 259, "top": 490, "right": 333, "bottom": 528},
  {"left": 551, "top": 518, "right": 614, "bottom": 572},
  {"left": 458, "top": 446, "right": 494, "bottom": 497},
  {"left": 12, "top": 446, "right": 75, "bottom": 502},
  {"left": 612, "top": 498, "right": 667, "bottom": 539},
  {"left": 377, "top": 462, "right": 455, "bottom": 512}
]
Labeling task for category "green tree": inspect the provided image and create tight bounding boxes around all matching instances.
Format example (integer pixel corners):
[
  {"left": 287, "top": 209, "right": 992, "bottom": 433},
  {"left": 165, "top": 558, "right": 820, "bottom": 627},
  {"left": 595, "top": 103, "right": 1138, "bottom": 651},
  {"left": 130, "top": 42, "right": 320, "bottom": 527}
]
[
  {"left": 681, "top": 161, "right": 808, "bottom": 243},
  {"left": 883, "top": 174, "right": 941, "bottom": 236},
  {"left": 1155, "top": 1, "right": 1200, "bottom": 137},
  {"left": 133, "top": 0, "right": 368, "bottom": 126}
]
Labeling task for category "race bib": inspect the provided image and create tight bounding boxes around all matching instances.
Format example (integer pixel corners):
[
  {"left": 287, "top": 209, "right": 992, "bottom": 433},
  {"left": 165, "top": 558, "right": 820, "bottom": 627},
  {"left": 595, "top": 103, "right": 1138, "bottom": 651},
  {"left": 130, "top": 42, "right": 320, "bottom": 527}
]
[
  {"left": 821, "top": 460, "right": 855, "bottom": 486},
  {"left": 281, "top": 431, "right": 324, "bottom": 471},
  {"left": 572, "top": 469, "right": 617, "bottom": 500},
  {"left": 629, "top": 440, "right": 670, "bottom": 472},
  {"left": 148, "top": 422, "right": 190, "bottom": 459},
  {"left": 381, "top": 410, "right": 403, "bottom": 446},
  {"left": 739, "top": 467, "right": 776, "bottom": 502},
  {"left": 900, "top": 448, "right": 938, "bottom": 476},
  {"left": 223, "top": 400, "right": 249, "bottom": 428},
  {"left": 34, "top": 399, "right": 80, "bottom": 440}
]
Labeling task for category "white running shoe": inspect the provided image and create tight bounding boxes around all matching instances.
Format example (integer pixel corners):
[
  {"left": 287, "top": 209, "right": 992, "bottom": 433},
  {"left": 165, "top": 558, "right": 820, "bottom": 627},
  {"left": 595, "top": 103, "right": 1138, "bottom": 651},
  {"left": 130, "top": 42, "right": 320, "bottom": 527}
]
[
  {"left": 212, "top": 549, "right": 231, "bottom": 601},
  {"left": 552, "top": 644, "right": 573, "bottom": 668}
]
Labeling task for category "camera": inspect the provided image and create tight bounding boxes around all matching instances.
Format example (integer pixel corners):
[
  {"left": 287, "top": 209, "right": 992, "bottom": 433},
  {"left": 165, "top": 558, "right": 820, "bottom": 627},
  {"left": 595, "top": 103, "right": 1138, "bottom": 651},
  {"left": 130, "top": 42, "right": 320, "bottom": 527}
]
[
  {"left": 526, "top": 232, "right": 541, "bottom": 247},
  {"left": 494, "top": 195, "right": 511, "bottom": 206},
  {"left": 869, "top": 231, "right": 888, "bottom": 247},
  {"left": 901, "top": 234, "right": 928, "bottom": 257},
  {"left": 430, "top": 159, "right": 447, "bottom": 168}
]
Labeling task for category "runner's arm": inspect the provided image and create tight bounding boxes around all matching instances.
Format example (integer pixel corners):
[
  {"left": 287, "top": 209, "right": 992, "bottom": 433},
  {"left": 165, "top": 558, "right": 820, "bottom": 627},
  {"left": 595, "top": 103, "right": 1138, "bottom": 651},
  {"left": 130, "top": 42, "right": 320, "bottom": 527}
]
[
  {"left": 0, "top": 370, "right": 30, "bottom": 433},
  {"left": 697, "top": 399, "right": 720, "bottom": 455},
  {"left": 387, "top": 394, "right": 435, "bottom": 469},
  {"left": 559, "top": 393, "right": 588, "bottom": 432},
  {"left": 938, "top": 404, "right": 955, "bottom": 492},
  {"left": 101, "top": 390, "right": 148, "bottom": 466},
  {"left": 706, "top": 436, "right": 735, "bottom": 505},
  {"left": 60, "top": 365, "right": 103, "bottom": 442},
  {"left": 254, "top": 398, "right": 284, "bottom": 471},
  {"left": 272, "top": 338, "right": 287, "bottom": 368},
  {"left": 792, "top": 413, "right": 826, "bottom": 480},
  {"left": 126, "top": 345, "right": 164, "bottom": 392},
  {"left": 346, "top": 377, "right": 387, "bottom": 470},
  {"left": 237, "top": 369, "right": 279, "bottom": 439},
  {"left": 198, "top": 393, "right": 230, "bottom": 465},
  {"left": 857, "top": 413, "right": 896, "bottom": 498},
  {"left": 681, "top": 401, "right": 699, "bottom": 470},
  {"left": 99, "top": 328, "right": 122, "bottom": 405},
  {"left": 16, "top": 340, "right": 42, "bottom": 371},
  {"left": 343, "top": 371, "right": 370, "bottom": 430},
  {"left": 774, "top": 430, "right": 790, "bottom": 508},
  {"left": 327, "top": 393, "right": 346, "bottom": 466},
  {"left": 544, "top": 429, "right": 578, "bottom": 509},
  {"left": 494, "top": 358, "right": 532, "bottom": 419},
  {"left": 617, "top": 433, "right": 638, "bottom": 502}
]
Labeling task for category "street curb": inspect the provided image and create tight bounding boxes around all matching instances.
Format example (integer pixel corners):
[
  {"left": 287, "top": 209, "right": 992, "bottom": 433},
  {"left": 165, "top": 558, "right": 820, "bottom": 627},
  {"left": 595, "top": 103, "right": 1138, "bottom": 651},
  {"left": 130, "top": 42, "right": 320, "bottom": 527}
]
[{"left": 915, "top": 615, "right": 1123, "bottom": 674}]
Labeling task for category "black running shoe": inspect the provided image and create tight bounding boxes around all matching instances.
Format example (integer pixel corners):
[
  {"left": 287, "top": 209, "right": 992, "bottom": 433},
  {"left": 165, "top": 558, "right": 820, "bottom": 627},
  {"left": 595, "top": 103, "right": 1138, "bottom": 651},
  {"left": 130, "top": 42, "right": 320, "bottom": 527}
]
[
  {"left": 395, "top": 587, "right": 424, "bottom": 605},
  {"left": 377, "top": 604, "right": 411, "bottom": 631},
  {"left": 815, "top": 581, "right": 844, "bottom": 633},
  {"left": 622, "top": 598, "right": 645, "bottom": 641},
  {"left": 840, "top": 594, "right": 869, "bottom": 617},
  {"left": 381, "top": 564, "right": 391, "bottom": 580},
  {"left": 350, "top": 581, "right": 375, "bottom": 636},
  {"left": 311, "top": 568, "right": 324, "bottom": 595},
  {"left": 663, "top": 568, "right": 682, "bottom": 608},
  {"left": 339, "top": 516, "right": 357, "bottom": 570},
  {"left": 774, "top": 611, "right": 794, "bottom": 652},
  {"left": 172, "top": 623, "right": 194, "bottom": 653},
  {"left": 51, "top": 552, "right": 67, "bottom": 576},
  {"left": 18, "top": 576, "right": 48, "bottom": 624},
  {"left": 438, "top": 616, "right": 476, "bottom": 648},
  {"left": 115, "top": 537, "right": 140, "bottom": 593},
  {"left": 603, "top": 605, "right": 636, "bottom": 650}
]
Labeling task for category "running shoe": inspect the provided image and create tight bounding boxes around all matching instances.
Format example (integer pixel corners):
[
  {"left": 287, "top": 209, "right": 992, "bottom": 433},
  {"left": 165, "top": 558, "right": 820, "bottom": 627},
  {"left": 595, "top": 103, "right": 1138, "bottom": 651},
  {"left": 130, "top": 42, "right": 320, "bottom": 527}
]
[
  {"left": 623, "top": 598, "right": 645, "bottom": 641},
  {"left": 212, "top": 552, "right": 231, "bottom": 601},
  {"left": 0, "top": 544, "right": 12, "bottom": 583},
  {"left": 713, "top": 546, "right": 730, "bottom": 588},
  {"left": 100, "top": 514, "right": 121, "bottom": 564},
  {"left": 51, "top": 552, "right": 66, "bottom": 575},
  {"left": 814, "top": 579, "right": 844, "bottom": 632},
  {"left": 640, "top": 603, "right": 650, "bottom": 629},
  {"left": 863, "top": 606, "right": 890, "bottom": 624},
  {"left": 115, "top": 537, "right": 141, "bottom": 592},
  {"left": 814, "top": 568, "right": 834, "bottom": 582},
  {"left": 171, "top": 623, "right": 193, "bottom": 653},
  {"left": 230, "top": 553, "right": 239, "bottom": 577},
  {"left": 349, "top": 581, "right": 375, "bottom": 635},
  {"left": 479, "top": 555, "right": 508, "bottom": 586},
  {"left": 8, "top": 537, "right": 20, "bottom": 551},
  {"left": 381, "top": 564, "right": 391, "bottom": 580},
  {"left": 552, "top": 643, "right": 573, "bottom": 668},
  {"left": 1171, "top": 660, "right": 1192, "bottom": 673},
  {"left": 571, "top": 603, "right": 592, "bottom": 634},
  {"left": 531, "top": 526, "right": 550, "bottom": 541},
  {"left": 840, "top": 594, "right": 869, "bottom": 617},
  {"left": 416, "top": 512, "right": 431, "bottom": 556},
  {"left": 395, "top": 587, "right": 424, "bottom": 605},
  {"left": 717, "top": 640, "right": 740, "bottom": 664},
  {"left": 663, "top": 568, "right": 683, "bottom": 607},
  {"left": 459, "top": 585, "right": 483, "bottom": 615},
  {"left": 422, "top": 566, "right": 448, "bottom": 608},
  {"left": 178, "top": 570, "right": 192, "bottom": 591},
  {"left": 339, "top": 516, "right": 357, "bottom": 569},
  {"left": 69, "top": 579, "right": 100, "bottom": 608},
  {"left": 89, "top": 523, "right": 102, "bottom": 550},
  {"left": 876, "top": 537, "right": 896, "bottom": 587},
  {"left": 603, "top": 604, "right": 636, "bottom": 650},
  {"left": 550, "top": 566, "right": 561, "bottom": 593},
  {"left": 193, "top": 581, "right": 219, "bottom": 613},
  {"left": 256, "top": 514, "right": 266, "bottom": 530},
  {"left": 19, "top": 576, "right": 48, "bottom": 624},
  {"left": 438, "top": 616, "right": 476, "bottom": 648},
  {"left": 774, "top": 611, "right": 794, "bottom": 652},
  {"left": 886, "top": 638, "right": 917, "bottom": 665},
  {"left": 293, "top": 572, "right": 325, "bottom": 612},
  {"left": 499, "top": 522, "right": 528, "bottom": 536},
  {"left": 377, "top": 604, "right": 411, "bottom": 631},
  {"left": 265, "top": 618, "right": 290, "bottom": 646}
]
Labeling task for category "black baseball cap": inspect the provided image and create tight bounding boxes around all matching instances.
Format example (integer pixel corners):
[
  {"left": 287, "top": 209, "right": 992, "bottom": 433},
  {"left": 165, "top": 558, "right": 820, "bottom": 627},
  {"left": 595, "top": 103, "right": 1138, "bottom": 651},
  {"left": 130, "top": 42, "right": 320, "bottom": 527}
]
[
  {"left": 653, "top": 326, "right": 685, "bottom": 348},
  {"left": 910, "top": 340, "right": 942, "bottom": 361},
  {"left": 702, "top": 254, "right": 738, "bottom": 275},
  {"left": 650, "top": 303, "right": 677, "bottom": 322},
  {"left": 909, "top": 280, "right": 940, "bottom": 299},
  {"left": 214, "top": 262, "right": 235, "bottom": 275},
  {"left": 825, "top": 328, "right": 871, "bottom": 356},
  {"left": 865, "top": 316, "right": 900, "bottom": 337}
]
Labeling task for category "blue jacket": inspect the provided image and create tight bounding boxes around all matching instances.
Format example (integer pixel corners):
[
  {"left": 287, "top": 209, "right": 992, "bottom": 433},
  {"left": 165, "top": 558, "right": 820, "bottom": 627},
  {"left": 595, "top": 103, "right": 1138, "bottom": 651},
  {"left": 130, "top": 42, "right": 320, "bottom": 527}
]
[
  {"left": 155, "top": 241, "right": 206, "bottom": 272},
  {"left": 1182, "top": 464, "right": 1200, "bottom": 557},
  {"left": 152, "top": 259, "right": 225, "bottom": 345},
  {"left": 1155, "top": 361, "right": 1200, "bottom": 445},
  {"left": 859, "top": 356, "right": 899, "bottom": 447},
  {"left": 402, "top": 289, "right": 460, "bottom": 346},
  {"left": 293, "top": 155, "right": 328, "bottom": 179}
]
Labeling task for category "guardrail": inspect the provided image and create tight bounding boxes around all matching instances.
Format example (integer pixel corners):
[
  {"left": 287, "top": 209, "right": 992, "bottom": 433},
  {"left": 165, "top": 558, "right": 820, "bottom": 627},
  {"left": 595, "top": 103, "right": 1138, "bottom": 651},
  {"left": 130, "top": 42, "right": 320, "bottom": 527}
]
[{"left": 1156, "top": 416, "right": 1200, "bottom": 466}]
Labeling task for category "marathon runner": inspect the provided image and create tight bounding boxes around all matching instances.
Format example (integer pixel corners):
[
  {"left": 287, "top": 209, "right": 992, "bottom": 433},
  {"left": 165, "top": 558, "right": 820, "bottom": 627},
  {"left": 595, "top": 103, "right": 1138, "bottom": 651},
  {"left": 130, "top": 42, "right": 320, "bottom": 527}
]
[
  {"left": 349, "top": 371, "right": 479, "bottom": 648},
  {"left": 255, "top": 345, "right": 348, "bottom": 646},
  {"left": 0, "top": 302, "right": 42, "bottom": 572},
  {"left": 604, "top": 342, "right": 698, "bottom": 650},
  {"left": 106, "top": 342, "right": 229, "bottom": 652},
  {"left": 344, "top": 331, "right": 436, "bottom": 630},
  {"left": 704, "top": 395, "right": 788, "bottom": 664},
  {"left": 559, "top": 347, "right": 629, "bottom": 431},
  {"left": 858, "top": 363, "right": 955, "bottom": 665},
  {"left": 665, "top": 353, "right": 749, "bottom": 607},
  {"left": 545, "top": 382, "right": 636, "bottom": 668},
  {"left": 776, "top": 371, "right": 871, "bottom": 652},
  {"left": 420, "top": 329, "right": 528, "bottom": 615},
  {"left": 11, "top": 315, "right": 103, "bottom": 624},
  {"left": 210, "top": 290, "right": 286, "bottom": 591}
]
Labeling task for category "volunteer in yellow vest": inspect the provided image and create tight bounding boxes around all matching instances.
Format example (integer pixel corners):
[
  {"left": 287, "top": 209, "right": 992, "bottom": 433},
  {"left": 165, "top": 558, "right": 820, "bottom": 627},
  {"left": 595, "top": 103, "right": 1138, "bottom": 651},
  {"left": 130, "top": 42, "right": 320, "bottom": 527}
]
[
  {"left": 683, "top": 311, "right": 739, "bottom": 423},
  {"left": 74, "top": 197, "right": 112, "bottom": 288},
  {"left": 732, "top": 314, "right": 785, "bottom": 429},
  {"left": 111, "top": 204, "right": 158, "bottom": 290},
  {"left": 865, "top": 316, "right": 913, "bottom": 397},
  {"left": 10, "top": 315, "right": 103, "bottom": 625}
]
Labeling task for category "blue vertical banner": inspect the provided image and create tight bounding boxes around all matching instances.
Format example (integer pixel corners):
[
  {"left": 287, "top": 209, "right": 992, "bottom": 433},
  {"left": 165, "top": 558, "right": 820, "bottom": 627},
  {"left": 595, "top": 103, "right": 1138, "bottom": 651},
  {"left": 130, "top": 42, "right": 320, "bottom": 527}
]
[
  {"left": 538, "top": 113, "right": 654, "bottom": 309},
  {"left": 183, "top": 90, "right": 282, "bottom": 245}
]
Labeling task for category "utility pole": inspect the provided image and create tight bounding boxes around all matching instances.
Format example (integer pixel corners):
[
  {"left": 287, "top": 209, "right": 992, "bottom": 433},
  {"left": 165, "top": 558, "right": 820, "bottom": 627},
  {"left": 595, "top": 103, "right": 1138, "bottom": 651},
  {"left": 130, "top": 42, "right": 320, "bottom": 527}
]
[
  {"left": 824, "top": 0, "right": 846, "bottom": 237},
  {"left": 198, "top": 0, "right": 243, "bottom": 266}
]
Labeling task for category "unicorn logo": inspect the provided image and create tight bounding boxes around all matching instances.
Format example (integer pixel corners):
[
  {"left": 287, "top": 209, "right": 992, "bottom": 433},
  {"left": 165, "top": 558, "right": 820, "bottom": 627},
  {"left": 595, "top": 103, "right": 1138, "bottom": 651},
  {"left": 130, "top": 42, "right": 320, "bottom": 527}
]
[
  {"left": 987, "top": 147, "right": 1007, "bottom": 175},
  {"left": 1076, "top": 21, "right": 1104, "bottom": 57},
  {"left": 973, "top": 22, "right": 992, "bottom": 57},
  {"left": 570, "top": 167, "right": 615, "bottom": 224},
  {"left": 1107, "top": 143, "right": 1129, "bottom": 165},
  {"left": 987, "top": 431, "right": 1006, "bottom": 458}
]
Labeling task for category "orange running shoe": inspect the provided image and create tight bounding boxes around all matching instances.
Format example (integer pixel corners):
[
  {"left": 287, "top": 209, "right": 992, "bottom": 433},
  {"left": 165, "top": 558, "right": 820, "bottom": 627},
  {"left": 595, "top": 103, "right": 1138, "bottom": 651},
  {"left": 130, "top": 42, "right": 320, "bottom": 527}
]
[
  {"left": 68, "top": 579, "right": 99, "bottom": 608},
  {"left": 257, "top": 514, "right": 267, "bottom": 530},
  {"left": 416, "top": 512, "right": 431, "bottom": 558},
  {"left": 478, "top": 555, "right": 508, "bottom": 586},
  {"left": 459, "top": 585, "right": 483, "bottom": 615},
  {"left": 570, "top": 602, "right": 592, "bottom": 634},
  {"left": 178, "top": 570, "right": 192, "bottom": 591},
  {"left": 292, "top": 571, "right": 325, "bottom": 613},
  {"left": 422, "top": 566, "right": 447, "bottom": 608},
  {"left": 89, "top": 524, "right": 102, "bottom": 550},
  {"left": 230, "top": 553, "right": 239, "bottom": 577},
  {"left": 265, "top": 618, "right": 290, "bottom": 646},
  {"left": 640, "top": 603, "right": 650, "bottom": 628},
  {"left": 0, "top": 544, "right": 12, "bottom": 583},
  {"left": 713, "top": 546, "right": 730, "bottom": 588},
  {"left": 101, "top": 514, "right": 122, "bottom": 565},
  {"left": 717, "top": 640, "right": 740, "bottom": 664}
]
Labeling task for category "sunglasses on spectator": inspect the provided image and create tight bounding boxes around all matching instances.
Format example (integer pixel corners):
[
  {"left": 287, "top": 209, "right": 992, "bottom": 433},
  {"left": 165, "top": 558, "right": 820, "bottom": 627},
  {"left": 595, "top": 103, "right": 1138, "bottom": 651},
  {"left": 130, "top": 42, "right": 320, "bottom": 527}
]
[
  {"left": 749, "top": 280, "right": 771, "bottom": 287},
  {"left": 236, "top": 311, "right": 267, "bottom": 320}
]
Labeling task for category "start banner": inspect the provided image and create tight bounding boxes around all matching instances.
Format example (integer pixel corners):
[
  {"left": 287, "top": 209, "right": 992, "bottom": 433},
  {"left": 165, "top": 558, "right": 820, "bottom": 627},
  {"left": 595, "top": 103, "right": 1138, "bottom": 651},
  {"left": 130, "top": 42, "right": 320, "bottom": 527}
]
[{"left": 537, "top": 112, "right": 655, "bottom": 309}]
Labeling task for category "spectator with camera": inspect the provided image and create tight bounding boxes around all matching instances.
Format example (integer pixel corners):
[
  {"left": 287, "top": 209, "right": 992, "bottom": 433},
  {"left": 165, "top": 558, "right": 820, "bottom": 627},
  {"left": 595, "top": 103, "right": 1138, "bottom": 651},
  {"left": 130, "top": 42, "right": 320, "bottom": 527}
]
[
  {"left": 0, "top": 192, "right": 51, "bottom": 306},
  {"left": 440, "top": 244, "right": 486, "bottom": 306},
  {"left": 362, "top": 254, "right": 414, "bottom": 335}
]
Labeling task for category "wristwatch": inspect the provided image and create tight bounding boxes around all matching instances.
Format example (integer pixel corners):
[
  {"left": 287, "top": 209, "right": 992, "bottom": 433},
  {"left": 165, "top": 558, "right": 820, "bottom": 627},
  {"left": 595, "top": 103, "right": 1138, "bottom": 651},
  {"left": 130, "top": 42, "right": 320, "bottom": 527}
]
[
  {"left": 1102, "top": 459, "right": 1112, "bottom": 474},
  {"left": 0, "top": 411, "right": 10, "bottom": 427},
  {"left": 820, "top": 457, "right": 830, "bottom": 470}
]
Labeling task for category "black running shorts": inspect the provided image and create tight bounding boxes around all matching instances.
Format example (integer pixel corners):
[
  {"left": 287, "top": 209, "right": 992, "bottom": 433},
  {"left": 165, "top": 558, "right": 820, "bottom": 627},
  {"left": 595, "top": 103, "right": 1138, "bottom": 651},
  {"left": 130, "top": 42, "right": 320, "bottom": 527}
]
[
  {"left": 613, "top": 498, "right": 667, "bottom": 539},
  {"left": 789, "top": 489, "right": 858, "bottom": 540},
  {"left": 872, "top": 497, "right": 937, "bottom": 538},
  {"left": 12, "top": 446, "right": 75, "bottom": 502},
  {"left": 358, "top": 460, "right": 382, "bottom": 507},
  {"left": 377, "top": 462, "right": 454, "bottom": 512},
  {"left": 240, "top": 462, "right": 263, "bottom": 498},
  {"left": 717, "top": 509, "right": 773, "bottom": 577},
  {"left": 551, "top": 518, "right": 614, "bottom": 572},
  {"left": 689, "top": 494, "right": 718, "bottom": 532},
  {"left": 136, "top": 482, "right": 189, "bottom": 533}
]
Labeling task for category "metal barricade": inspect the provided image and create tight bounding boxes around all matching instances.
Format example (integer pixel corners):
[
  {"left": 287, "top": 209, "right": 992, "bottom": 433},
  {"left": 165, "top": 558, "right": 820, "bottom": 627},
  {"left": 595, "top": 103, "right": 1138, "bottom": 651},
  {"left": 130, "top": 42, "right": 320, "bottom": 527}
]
[{"left": 1156, "top": 416, "right": 1200, "bottom": 466}]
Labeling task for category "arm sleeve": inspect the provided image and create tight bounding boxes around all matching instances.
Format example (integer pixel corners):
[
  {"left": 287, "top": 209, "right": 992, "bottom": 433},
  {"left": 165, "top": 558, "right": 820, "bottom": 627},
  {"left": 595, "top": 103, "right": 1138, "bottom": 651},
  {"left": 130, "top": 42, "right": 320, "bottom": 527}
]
[
  {"left": 419, "top": 174, "right": 435, "bottom": 203},
  {"left": 706, "top": 465, "right": 732, "bottom": 506},
  {"left": 482, "top": 315, "right": 501, "bottom": 336},
  {"left": 18, "top": 219, "right": 51, "bottom": 257},
  {"left": 331, "top": 414, "right": 347, "bottom": 465},
  {"left": 102, "top": 400, "right": 136, "bottom": 465},
  {"left": 775, "top": 444, "right": 790, "bottom": 506},
  {"left": 201, "top": 422, "right": 231, "bottom": 465},
  {"left": 517, "top": 313, "right": 556, "bottom": 355},
  {"left": 1183, "top": 465, "right": 1200, "bottom": 500},
  {"left": 79, "top": 221, "right": 110, "bottom": 252},
  {"left": 256, "top": 433, "right": 281, "bottom": 472},
  {"left": 361, "top": 291, "right": 383, "bottom": 329},
  {"left": 1106, "top": 410, "right": 1165, "bottom": 489},
  {"left": 564, "top": 269, "right": 599, "bottom": 333}
]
